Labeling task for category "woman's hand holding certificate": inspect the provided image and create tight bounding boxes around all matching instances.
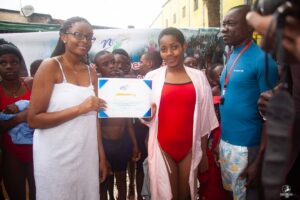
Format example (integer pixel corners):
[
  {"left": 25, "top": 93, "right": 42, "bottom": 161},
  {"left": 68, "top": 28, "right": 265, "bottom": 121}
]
[{"left": 98, "top": 78, "right": 152, "bottom": 118}]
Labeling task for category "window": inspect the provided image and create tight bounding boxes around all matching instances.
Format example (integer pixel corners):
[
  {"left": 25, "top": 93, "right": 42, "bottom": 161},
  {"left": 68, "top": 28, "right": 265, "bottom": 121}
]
[
  {"left": 182, "top": 6, "right": 186, "bottom": 18},
  {"left": 173, "top": 14, "right": 176, "bottom": 23},
  {"left": 194, "top": 0, "right": 199, "bottom": 11},
  {"left": 244, "top": 0, "right": 252, "bottom": 4},
  {"left": 166, "top": 19, "right": 168, "bottom": 27}
]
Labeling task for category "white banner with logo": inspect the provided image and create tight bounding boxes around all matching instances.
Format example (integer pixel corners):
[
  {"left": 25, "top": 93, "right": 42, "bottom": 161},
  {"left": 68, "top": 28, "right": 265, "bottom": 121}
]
[{"left": 1, "top": 28, "right": 201, "bottom": 75}]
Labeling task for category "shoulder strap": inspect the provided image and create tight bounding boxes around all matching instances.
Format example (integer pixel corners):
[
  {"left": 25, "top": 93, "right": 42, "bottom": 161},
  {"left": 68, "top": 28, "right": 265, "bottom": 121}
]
[
  {"left": 86, "top": 65, "right": 92, "bottom": 85},
  {"left": 54, "top": 57, "right": 67, "bottom": 83},
  {"left": 21, "top": 78, "right": 31, "bottom": 91}
]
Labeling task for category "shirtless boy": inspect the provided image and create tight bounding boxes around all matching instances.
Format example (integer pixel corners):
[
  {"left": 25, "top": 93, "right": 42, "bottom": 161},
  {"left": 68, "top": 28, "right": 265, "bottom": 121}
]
[{"left": 94, "top": 51, "right": 140, "bottom": 200}]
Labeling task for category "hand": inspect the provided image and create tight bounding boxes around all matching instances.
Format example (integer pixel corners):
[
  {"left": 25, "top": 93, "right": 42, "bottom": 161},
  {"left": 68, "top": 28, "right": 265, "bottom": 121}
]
[
  {"left": 246, "top": 12, "right": 273, "bottom": 36},
  {"left": 132, "top": 146, "right": 141, "bottom": 162},
  {"left": 3, "top": 103, "right": 19, "bottom": 114},
  {"left": 199, "top": 153, "right": 209, "bottom": 173},
  {"left": 257, "top": 84, "right": 282, "bottom": 117},
  {"left": 246, "top": 12, "right": 276, "bottom": 52},
  {"left": 15, "top": 110, "right": 28, "bottom": 123},
  {"left": 257, "top": 90, "right": 273, "bottom": 118},
  {"left": 78, "top": 96, "right": 106, "bottom": 114},
  {"left": 106, "top": 160, "right": 113, "bottom": 176},
  {"left": 213, "top": 143, "right": 220, "bottom": 167},
  {"left": 99, "top": 159, "right": 108, "bottom": 183},
  {"left": 239, "top": 160, "right": 261, "bottom": 188},
  {"left": 142, "top": 103, "right": 157, "bottom": 122},
  {"left": 247, "top": 12, "right": 300, "bottom": 63}
]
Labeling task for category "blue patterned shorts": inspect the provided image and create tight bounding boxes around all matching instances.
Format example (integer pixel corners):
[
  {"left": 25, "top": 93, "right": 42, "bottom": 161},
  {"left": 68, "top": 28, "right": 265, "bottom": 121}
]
[{"left": 219, "top": 140, "right": 257, "bottom": 200}]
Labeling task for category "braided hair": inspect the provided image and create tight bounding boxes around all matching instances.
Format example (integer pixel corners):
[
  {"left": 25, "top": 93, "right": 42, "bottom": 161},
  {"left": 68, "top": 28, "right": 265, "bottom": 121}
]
[{"left": 51, "top": 17, "right": 92, "bottom": 57}]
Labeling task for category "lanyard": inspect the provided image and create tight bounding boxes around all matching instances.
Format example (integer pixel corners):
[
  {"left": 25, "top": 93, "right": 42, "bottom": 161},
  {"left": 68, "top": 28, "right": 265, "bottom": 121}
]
[
  {"left": 220, "top": 40, "right": 252, "bottom": 105},
  {"left": 224, "top": 40, "right": 252, "bottom": 88}
]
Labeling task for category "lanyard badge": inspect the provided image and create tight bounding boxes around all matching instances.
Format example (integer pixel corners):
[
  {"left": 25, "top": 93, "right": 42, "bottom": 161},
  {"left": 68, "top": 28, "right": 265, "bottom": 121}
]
[{"left": 220, "top": 87, "right": 226, "bottom": 105}]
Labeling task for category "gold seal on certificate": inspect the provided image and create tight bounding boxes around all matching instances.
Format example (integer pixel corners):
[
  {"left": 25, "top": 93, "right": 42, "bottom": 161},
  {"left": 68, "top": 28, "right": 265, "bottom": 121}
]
[{"left": 98, "top": 78, "right": 152, "bottom": 118}]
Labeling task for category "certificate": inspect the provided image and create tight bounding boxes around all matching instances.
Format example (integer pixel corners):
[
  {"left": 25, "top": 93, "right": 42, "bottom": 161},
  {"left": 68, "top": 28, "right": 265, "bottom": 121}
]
[{"left": 98, "top": 78, "right": 152, "bottom": 118}]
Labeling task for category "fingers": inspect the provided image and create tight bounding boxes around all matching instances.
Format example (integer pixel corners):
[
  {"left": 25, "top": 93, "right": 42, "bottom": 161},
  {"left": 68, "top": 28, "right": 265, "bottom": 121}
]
[
  {"left": 99, "top": 161, "right": 108, "bottom": 183},
  {"left": 151, "top": 103, "right": 157, "bottom": 117},
  {"left": 136, "top": 152, "right": 141, "bottom": 161},
  {"left": 98, "top": 98, "right": 107, "bottom": 109},
  {"left": 246, "top": 12, "right": 276, "bottom": 52},
  {"left": 99, "top": 172, "right": 105, "bottom": 183},
  {"left": 93, "top": 96, "right": 106, "bottom": 109},
  {"left": 258, "top": 90, "right": 274, "bottom": 115},
  {"left": 213, "top": 149, "right": 220, "bottom": 167},
  {"left": 239, "top": 169, "right": 247, "bottom": 180},
  {"left": 90, "top": 96, "right": 106, "bottom": 111},
  {"left": 79, "top": 96, "right": 107, "bottom": 114},
  {"left": 238, "top": 170, "right": 250, "bottom": 188},
  {"left": 16, "top": 110, "right": 28, "bottom": 122},
  {"left": 142, "top": 103, "right": 157, "bottom": 123},
  {"left": 242, "top": 174, "right": 255, "bottom": 188},
  {"left": 239, "top": 168, "right": 257, "bottom": 188},
  {"left": 148, "top": 103, "right": 157, "bottom": 120},
  {"left": 132, "top": 152, "right": 141, "bottom": 162},
  {"left": 246, "top": 12, "right": 274, "bottom": 36}
]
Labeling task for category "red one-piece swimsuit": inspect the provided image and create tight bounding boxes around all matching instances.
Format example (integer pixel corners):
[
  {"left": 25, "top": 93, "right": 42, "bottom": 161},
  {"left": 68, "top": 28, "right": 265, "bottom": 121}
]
[{"left": 158, "top": 81, "right": 196, "bottom": 163}]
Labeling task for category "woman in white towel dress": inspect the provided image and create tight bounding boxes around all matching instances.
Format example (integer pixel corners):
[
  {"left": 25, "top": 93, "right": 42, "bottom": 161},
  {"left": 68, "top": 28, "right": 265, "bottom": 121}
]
[{"left": 28, "top": 17, "right": 107, "bottom": 200}]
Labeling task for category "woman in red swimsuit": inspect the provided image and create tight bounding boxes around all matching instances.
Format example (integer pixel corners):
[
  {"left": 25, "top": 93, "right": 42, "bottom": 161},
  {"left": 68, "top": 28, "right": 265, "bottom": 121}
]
[
  {"left": 0, "top": 39, "right": 35, "bottom": 200},
  {"left": 144, "top": 28, "right": 219, "bottom": 200}
]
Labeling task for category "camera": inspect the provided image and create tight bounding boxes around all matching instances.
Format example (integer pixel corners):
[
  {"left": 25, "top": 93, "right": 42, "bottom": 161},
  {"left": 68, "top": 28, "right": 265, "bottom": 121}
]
[
  {"left": 253, "top": 0, "right": 300, "bottom": 19},
  {"left": 254, "top": 0, "right": 285, "bottom": 15},
  {"left": 252, "top": 0, "right": 300, "bottom": 63}
]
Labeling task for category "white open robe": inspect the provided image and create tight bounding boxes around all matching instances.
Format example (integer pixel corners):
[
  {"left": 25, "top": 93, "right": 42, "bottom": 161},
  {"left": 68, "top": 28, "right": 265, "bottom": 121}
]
[{"left": 144, "top": 66, "right": 219, "bottom": 200}]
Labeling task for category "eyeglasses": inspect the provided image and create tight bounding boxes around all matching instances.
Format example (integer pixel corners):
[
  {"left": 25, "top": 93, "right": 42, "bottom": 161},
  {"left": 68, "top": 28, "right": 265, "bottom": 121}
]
[{"left": 65, "top": 32, "right": 96, "bottom": 42}]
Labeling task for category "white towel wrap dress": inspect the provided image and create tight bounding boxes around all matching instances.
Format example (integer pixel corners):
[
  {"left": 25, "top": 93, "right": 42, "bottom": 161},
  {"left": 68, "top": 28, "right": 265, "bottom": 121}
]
[{"left": 33, "top": 58, "right": 100, "bottom": 200}]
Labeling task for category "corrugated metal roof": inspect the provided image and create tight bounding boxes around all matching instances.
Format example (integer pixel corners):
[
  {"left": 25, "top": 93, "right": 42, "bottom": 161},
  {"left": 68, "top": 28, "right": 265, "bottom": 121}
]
[{"left": 0, "top": 20, "right": 60, "bottom": 33}]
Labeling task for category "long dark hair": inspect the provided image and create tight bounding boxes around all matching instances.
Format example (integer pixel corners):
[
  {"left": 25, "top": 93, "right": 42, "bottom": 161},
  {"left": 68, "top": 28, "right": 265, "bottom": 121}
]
[
  {"left": 51, "top": 17, "right": 92, "bottom": 58},
  {"left": 0, "top": 39, "right": 28, "bottom": 77}
]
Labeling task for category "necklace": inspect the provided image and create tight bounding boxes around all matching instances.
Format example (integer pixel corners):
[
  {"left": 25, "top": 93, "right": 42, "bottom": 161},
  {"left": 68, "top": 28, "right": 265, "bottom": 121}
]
[{"left": 1, "top": 80, "right": 23, "bottom": 98}]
